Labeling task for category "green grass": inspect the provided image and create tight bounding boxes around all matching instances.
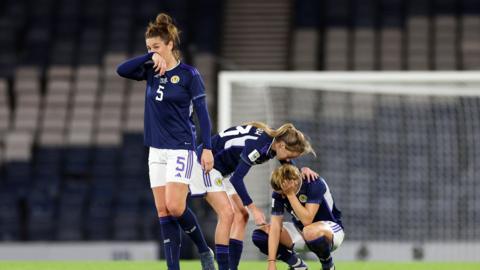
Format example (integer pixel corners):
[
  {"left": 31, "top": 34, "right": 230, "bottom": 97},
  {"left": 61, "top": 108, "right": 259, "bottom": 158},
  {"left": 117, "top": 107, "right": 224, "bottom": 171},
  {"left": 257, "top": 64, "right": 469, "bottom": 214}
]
[{"left": 0, "top": 261, "right": 479, "bottom": 270}]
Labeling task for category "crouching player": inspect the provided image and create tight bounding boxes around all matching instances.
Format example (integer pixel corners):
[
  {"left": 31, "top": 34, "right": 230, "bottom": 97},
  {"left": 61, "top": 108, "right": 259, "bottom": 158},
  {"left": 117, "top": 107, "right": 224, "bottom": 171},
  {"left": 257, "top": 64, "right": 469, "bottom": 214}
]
[{"left": 252, "top": 164, "right": 344, "bottom": 270}]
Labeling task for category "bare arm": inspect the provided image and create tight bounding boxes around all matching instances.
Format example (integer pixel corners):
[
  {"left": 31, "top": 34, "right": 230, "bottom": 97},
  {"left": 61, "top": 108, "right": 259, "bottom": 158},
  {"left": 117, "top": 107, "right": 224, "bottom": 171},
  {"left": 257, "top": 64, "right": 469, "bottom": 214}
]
[
  {"left": 282, "top": 181, "right": 319, "bottom": 226},
  {"left": 268, "top": 215, "right": 283, "bottom": 270}
]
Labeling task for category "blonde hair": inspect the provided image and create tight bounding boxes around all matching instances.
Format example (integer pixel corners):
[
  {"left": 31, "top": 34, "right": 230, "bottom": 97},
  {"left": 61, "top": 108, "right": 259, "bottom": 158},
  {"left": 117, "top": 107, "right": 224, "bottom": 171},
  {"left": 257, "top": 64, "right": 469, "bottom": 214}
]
[
  {"left": 270, "top": 164, "right": 302, "bottom": 191},
  {"left": 245, "top": 121, "right": 316, "bottom": 156},
  {"left": 145, "top": 13, "right": 181, "bottom": 60}
]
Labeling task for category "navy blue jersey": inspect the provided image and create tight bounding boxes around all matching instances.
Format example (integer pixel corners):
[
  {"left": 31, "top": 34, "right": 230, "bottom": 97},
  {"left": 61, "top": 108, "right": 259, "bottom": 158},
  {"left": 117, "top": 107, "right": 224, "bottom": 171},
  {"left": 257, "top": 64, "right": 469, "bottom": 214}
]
[
  {"left": 204, "top": 125, "right": 275, "bottom": 175},
  {"left": 271, "top": 177, "right": 343, "bottom": 231},
  {"left": 117, "top": 53, "right": 211, "bottom": 150},
  {"left": 197, "top": 125, "right": 277, "bottom": 205}
]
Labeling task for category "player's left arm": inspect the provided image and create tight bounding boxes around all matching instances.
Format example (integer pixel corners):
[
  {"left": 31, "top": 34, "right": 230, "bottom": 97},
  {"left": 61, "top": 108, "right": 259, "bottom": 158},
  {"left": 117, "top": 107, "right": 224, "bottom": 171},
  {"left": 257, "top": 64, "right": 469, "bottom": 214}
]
[
  {"left": 282, "top": 181, "right": 321, "bottom": 226},
  {"left": 189, "top": 70, "right": 213, "bottom": 172},
  {"left": 116, "top": 52, "right": 154, "bottom": 80},
  {"left": 268, "top": 215, "right": 283, "bottom": 270},
  {"left": 287, "top": 196, "right": 320, "bottom": 226}
]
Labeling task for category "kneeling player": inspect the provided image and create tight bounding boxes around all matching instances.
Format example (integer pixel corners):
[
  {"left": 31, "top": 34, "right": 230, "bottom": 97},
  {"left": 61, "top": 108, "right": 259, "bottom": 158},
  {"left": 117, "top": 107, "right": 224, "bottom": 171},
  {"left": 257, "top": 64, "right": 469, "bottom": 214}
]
[{"left": 252, "top": 164, "right": 344, "bottom": 270}]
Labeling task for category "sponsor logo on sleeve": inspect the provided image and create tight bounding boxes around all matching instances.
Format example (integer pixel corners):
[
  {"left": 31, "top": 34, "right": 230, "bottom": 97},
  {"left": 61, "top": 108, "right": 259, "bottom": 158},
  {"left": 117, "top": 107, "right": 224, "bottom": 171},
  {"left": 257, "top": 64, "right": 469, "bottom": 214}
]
[
  {"left": 248, "top": 150, "right": 260, "bottom": 162},
  {"left": 299, "top": 194, "right": 308, "bottom": 203}
]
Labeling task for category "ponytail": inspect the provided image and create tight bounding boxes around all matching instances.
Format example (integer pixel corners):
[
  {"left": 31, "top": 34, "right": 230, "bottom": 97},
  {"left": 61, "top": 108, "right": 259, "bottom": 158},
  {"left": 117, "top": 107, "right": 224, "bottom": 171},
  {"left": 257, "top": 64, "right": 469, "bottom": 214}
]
[{"left": 245, "top": 121, "right": 316, "bottom": 156}]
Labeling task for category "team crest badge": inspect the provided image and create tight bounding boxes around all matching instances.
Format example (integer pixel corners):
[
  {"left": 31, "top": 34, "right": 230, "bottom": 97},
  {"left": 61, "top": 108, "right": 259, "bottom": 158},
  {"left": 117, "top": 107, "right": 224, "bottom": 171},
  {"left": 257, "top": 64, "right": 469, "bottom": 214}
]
[
  {"left": 170, "top": 75, "right": 180, "bottom": 84},
  {"left": 215, "top": 178, "right": 223, "bottom": 187},
  {"left": 299, "top": 194, "right": 308, "bottom": 203}
]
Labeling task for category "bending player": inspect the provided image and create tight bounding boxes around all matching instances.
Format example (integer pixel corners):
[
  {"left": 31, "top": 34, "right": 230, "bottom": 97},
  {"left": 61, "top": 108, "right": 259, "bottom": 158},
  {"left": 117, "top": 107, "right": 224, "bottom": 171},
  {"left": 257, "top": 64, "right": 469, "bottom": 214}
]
[
  {"left": 252, "top": 164, "right": 344, "bottom": 270},
  {"left": 195, "top": 122, "right": 318, "bottom": 270}
]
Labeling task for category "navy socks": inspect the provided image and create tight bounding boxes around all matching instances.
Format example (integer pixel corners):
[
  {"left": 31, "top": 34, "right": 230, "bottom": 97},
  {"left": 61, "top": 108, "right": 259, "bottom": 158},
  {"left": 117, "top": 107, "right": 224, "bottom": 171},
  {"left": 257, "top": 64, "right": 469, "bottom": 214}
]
[
  {"left": 251, "top": 229, "right": 299, "bottom": 266},
  {"left": 229, "top": 238, "right": 243, "bottom": 270},
  {"left": 306, "top": 236, "right": 333, "bottom": 269},
  {"left": 175, "top": 207, "right": 210, "bottom": 254},
  {"left": 159, "top": 216, "right": 181, "bottom": 270},
  {"left": 215, "top": 244, "right": 229, "bottom": 270}
]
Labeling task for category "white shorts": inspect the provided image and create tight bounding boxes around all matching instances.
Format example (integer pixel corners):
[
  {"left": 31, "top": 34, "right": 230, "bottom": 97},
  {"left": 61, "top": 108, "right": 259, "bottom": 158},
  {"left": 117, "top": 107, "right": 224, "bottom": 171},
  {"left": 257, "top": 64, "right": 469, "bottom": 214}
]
[
  {"left": 148, "top": 148, "right": 197, "bottom": 187},
  {"left": 323, "top": 220, "right": 345, "bottom": 251},
  {"left": 222, "top": 176, "right": 237, "bottom": 196},
  {"left": 149, "top": 147, "right": 226, "bottom": 195},
  {"left": 189, "top": 168, "right": 226, "bottom": 197},
  {"left": 283, "top": 221, "right": 345, "bottom": 252}
]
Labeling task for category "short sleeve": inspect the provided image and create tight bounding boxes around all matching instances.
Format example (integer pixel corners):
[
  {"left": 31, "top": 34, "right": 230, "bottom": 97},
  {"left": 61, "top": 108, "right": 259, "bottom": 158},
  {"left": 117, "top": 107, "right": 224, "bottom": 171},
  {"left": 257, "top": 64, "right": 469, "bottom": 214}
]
[
  {"left": 271, "top": 192, "right": 285, "bottom": 216},
  {"left": 188, "top": 69, "right": 206, "bottom": 101},
  {"left": 305, "top": 179, "right": 326, "bottom": 204}
]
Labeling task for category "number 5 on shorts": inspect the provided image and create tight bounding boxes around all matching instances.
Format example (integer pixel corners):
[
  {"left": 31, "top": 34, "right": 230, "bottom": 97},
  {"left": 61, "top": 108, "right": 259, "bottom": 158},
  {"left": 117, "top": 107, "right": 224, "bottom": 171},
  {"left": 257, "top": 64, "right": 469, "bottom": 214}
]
[{"left": 176, "top": 156, "right": 186, "bottom": 172}]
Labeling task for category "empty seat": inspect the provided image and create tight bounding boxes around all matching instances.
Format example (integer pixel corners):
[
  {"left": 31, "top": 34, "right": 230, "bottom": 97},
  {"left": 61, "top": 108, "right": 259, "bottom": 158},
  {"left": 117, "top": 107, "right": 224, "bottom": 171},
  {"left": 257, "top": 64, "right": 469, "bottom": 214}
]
[
  {"left": 324, "top": 28, "right": 349, "bottom": 70},
  {"left": 86, "top": 187, "right": 114, "bottom": 240},
  {"left": 26, "top": 187, "right": 56, "bottom": 240},
  {"left": 407, "top": 17, "right": 430, "bottom": 70},
  {"left": 380, "top": 28, "right": 403, "bottom": 70},
  {"left": 0, "top": 79, "right": 10, "bottom": 138},
  {"left": 56, "top": 180, "right": 89, "bottom": 240},
  {"left": 113, "top": 192, "right": 141, "bottom": 240},
  {"left": 433, "top": 15, "right": 458, "bottom": 70},
  {"left": 461, "top": 15, "right": 480, "bottom": 69},
  {"left": 0, "top": 189, "right": 21, "bottom": 240},
  {"left": 353, "top": 29, "right": 376, "bottom": 70},
  {"left": 4, "top": 131, "right": 34, "bottom": 161},
  {"left": 64, "top": 147, "right": 91, "bottom": 175}
]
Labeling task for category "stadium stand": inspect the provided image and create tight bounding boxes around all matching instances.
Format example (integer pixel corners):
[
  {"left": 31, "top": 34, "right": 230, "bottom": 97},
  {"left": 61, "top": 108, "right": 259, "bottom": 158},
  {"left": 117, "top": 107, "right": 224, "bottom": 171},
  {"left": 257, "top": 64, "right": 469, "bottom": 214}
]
[{"left": 0, "top": 0, "right": 479, "bottom": 255}]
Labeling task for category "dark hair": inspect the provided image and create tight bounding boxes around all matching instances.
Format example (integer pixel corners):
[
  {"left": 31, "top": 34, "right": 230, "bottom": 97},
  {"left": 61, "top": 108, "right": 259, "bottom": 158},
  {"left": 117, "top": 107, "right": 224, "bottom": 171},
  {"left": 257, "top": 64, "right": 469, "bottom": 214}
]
[{"left": 145, "top": 13, "right": 181, "bottom": 60}]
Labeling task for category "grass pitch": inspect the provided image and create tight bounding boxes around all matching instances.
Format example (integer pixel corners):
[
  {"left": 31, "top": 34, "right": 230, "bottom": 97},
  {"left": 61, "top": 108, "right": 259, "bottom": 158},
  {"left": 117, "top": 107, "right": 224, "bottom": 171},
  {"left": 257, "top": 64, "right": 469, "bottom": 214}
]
[{"left": 1, "top": 261, "right": 479, "bottom": 270}]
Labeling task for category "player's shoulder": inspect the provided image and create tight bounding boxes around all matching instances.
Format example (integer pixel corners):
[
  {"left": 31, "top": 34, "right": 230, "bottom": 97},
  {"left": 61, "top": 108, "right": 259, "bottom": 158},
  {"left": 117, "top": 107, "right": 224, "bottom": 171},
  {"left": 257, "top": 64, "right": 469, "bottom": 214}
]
[
  {"left": 248, "top": 127, "right": 271, "bottom": 143},
  {"left": 244, "top": 130, "right": 271, "bottom": 151},
  {"left": 304, "top": 177, "right": 327, "bottom": 191},
  {"left": 178, "top": 62, "right": 200, "bottom": 77},
  {"left": 271, "top": 191, "right": 283, "bottom": 199}
]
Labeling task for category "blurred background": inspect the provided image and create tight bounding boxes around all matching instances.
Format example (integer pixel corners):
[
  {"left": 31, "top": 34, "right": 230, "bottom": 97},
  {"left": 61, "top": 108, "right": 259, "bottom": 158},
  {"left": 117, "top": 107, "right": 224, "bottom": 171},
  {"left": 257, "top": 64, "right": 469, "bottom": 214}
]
[{"left": 0, "top": 0, "right": 479, "bottom": 262}]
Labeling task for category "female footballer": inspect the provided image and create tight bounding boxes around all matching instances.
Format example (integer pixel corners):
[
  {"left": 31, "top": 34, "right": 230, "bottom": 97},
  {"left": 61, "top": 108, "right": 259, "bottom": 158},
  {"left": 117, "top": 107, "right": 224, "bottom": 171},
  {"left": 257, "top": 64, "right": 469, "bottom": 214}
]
[
  {"left": 117, "top": 13, "right": 215, "bottom": 270},
  {"left": 252, "top": 164, "right": 344, "bottom": 270},
  {"left": 194, "top": 122, "right": 318, "bottom": 270}
]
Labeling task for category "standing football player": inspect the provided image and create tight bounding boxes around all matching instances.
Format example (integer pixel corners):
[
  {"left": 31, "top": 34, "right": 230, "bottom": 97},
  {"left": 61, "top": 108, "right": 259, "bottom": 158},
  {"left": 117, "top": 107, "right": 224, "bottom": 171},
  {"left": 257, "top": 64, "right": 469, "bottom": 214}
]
[{"left": 117, "top": 13, "right": 215, "bottom": 270}]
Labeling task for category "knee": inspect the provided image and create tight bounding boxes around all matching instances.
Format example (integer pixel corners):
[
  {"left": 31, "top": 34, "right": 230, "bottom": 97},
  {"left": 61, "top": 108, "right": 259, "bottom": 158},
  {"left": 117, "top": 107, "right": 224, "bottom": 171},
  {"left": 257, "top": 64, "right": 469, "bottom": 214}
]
[
  {"left": 165, "top": 200, "right": 185, "bottom": 217},
  {"left": 251, "top": 229, "right": 268, "bottom": 247},
  {"left": 303, "top": 224, "right": 326, "bottom": 242},
  {"left": 234, "top": 208, "right": 249, "bottom": 224},
  {"left": 155, "top": 203, "right": 169, "bottom": 217},
  {"left": 219, "top": 207, "right": 234, "bottom": 225}
]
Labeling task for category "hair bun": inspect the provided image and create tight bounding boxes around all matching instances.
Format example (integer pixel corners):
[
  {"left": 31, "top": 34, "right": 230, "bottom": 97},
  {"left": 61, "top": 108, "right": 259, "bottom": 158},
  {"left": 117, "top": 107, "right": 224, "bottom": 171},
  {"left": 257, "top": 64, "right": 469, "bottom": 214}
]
[{"left": 155, "top": 13, "right": 173, "bottom": 26}]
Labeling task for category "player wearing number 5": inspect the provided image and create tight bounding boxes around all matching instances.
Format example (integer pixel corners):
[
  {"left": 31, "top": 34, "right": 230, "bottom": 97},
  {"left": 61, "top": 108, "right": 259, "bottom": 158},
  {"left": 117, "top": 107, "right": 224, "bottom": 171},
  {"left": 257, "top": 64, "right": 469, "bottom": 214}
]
[
  {"left": 194, "top": 122, "right": 318, "bottom": 270},
  {"left": 117, "top": 13, "right": 215, "bottom": 270}
]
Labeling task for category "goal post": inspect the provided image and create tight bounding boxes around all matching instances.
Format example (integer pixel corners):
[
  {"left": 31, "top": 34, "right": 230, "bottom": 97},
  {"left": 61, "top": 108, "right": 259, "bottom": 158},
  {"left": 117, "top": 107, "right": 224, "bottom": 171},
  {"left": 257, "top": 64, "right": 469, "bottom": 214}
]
[
  {"left": 219, "top": 71, "right": 480, "bottom": 131},
  {"left": 218, "top": 71, "right": 480, "bottom": 261}
]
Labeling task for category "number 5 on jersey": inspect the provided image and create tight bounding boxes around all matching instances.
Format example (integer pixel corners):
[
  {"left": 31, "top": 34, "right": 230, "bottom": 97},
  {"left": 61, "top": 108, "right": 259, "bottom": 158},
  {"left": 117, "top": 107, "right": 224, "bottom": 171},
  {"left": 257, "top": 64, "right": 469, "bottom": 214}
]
[{"left": 156, "top": 84, "right": 164, "bottom": 101}]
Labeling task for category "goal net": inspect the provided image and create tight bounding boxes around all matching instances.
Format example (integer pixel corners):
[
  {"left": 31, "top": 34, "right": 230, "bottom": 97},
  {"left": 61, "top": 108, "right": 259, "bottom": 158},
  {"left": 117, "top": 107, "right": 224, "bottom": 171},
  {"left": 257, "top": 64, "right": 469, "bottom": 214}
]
[{"left": 218, "top": 71, "right": 480, "bottom": 261}]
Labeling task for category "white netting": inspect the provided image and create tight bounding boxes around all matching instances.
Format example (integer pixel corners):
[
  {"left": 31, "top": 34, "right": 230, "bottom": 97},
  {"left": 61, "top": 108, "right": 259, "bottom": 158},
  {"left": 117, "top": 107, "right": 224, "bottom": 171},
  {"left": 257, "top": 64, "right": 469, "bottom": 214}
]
[{"left": 219, "top": 72, "right": 480, "bottom": 245}]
